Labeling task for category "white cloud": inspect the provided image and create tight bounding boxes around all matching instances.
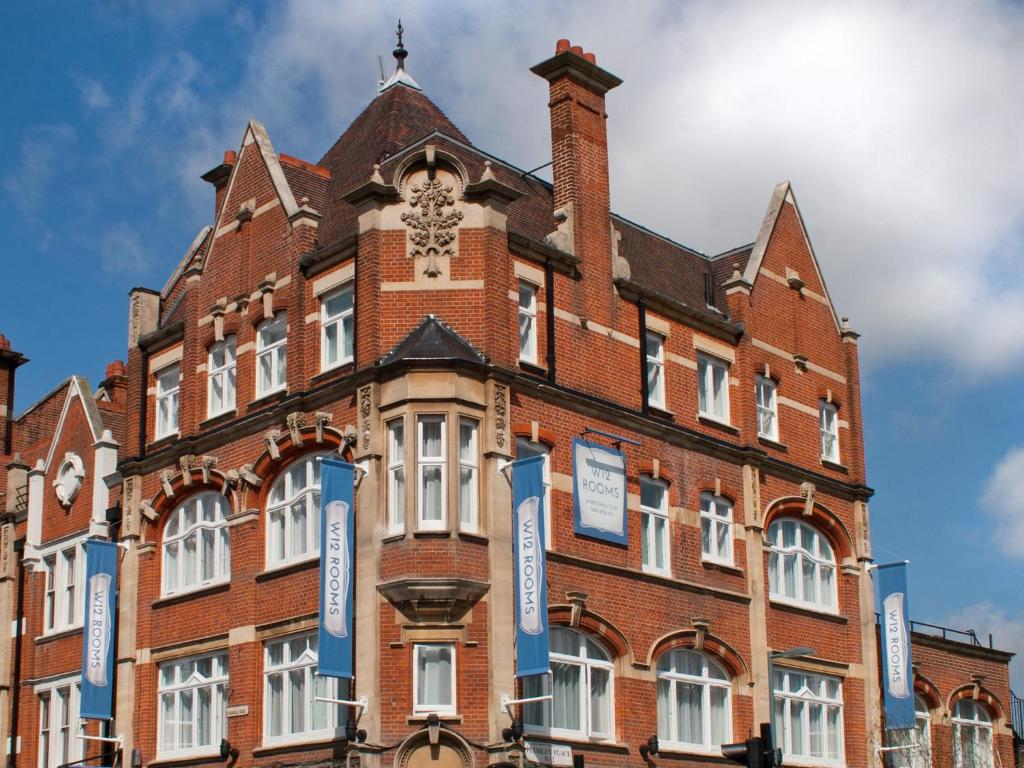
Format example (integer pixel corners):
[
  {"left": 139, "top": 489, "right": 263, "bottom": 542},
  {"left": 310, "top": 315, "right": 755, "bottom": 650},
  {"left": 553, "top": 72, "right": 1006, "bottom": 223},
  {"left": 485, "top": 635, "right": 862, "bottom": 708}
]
[
  {"left": 982, "top": 445, "right": 1024, "bottom": 558},
  {"left": 100, "top": 222, "right": 153, "bottom": 276},
  {"left": 944, "top": 602, "right": 1024, "bottom": 690},
  {"left": 72, "top": 74, "right": 112, "bottom": 109},
  {"left": 1, "top": 124, "right": 77, "bottom": 215}
]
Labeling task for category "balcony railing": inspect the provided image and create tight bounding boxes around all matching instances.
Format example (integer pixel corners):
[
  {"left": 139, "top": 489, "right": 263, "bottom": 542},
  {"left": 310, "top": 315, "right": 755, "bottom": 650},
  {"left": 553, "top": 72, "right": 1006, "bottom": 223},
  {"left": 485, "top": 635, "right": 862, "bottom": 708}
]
[
  {"left": 876, "top": 615, "right": 993, "bottom": 648},
  {"left": 1011, "top": 689, "right": 1023, "bottom": 740}
]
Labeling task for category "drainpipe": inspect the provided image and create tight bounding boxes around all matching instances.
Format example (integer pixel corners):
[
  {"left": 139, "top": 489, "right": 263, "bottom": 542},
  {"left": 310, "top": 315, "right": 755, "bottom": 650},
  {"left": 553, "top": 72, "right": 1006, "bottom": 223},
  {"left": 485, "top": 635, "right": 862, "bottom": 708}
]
[
  {"left": 637, "top": 298, "right": 649, "bottom": 415},
  {"left": 7, "top": 537, "right": 26, "bottom": 768},
  {"left": 136, "top": 349, "right": 149, "bottom": 458},
  {"left": 544, "top": 259, "right": 556, "bottom": 383}
]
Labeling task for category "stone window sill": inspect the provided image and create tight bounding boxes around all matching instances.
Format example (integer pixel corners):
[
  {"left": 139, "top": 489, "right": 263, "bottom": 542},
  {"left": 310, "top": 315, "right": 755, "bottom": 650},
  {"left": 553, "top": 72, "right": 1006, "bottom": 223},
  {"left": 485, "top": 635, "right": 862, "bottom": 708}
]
[
  {"left": 152, "top": 581, "right": 230, "bottom": 609},
  {"left": 821, "top": 459, "right": 848, "bottom": 473},
  {"left": 698, "top": 415, "right": 739, "bottom": 435},
  {"left": 769, "top": 599, "right": 847, "bottom": 624},
  {"left": 758, "top": 435, "right": 788, "bottom": 452},
  {"left": 255, "top": 555, "right": 319, "bottom": 582}
]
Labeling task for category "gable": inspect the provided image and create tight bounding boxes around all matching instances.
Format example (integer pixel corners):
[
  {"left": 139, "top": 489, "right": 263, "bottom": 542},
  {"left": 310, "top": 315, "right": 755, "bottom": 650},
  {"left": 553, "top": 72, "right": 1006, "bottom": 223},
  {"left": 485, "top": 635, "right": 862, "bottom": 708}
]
[{"left": 43, "top": 376, "right": 105, "bottom": 473}]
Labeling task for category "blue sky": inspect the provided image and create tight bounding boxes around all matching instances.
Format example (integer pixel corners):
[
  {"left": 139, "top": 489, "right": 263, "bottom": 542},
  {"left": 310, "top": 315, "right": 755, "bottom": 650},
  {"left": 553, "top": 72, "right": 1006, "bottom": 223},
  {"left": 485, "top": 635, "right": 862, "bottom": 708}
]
[{"left": 2, "top": 1, "right": 1022, "bottom": 685}]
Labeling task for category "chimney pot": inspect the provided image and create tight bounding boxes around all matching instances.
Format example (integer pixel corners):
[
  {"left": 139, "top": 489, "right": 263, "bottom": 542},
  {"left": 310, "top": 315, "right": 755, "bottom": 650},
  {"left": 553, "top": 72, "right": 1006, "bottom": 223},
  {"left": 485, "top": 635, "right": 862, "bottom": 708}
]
[
  {"left": 570, "top": 45, "right": 584, "bottom": 56},
  {"left": 224, "top": 150, "right": 237, "bottom": 165},
  {"left": 0, "top": 334, "right": 8, "bottom": 351},
  {"left": 556, "top": 39, "right": 570, "bottom": 53},
  {"left": 105, "top": 360, "right": 126, "bottom": 379},
  {"left": 583, "top": 52, "right": 596, "bottom": 64}
]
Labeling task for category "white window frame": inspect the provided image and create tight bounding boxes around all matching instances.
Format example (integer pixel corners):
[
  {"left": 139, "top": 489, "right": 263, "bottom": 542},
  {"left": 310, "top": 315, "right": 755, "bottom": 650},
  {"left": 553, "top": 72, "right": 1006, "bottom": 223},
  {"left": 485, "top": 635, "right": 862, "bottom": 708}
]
[
  {"left": 952, "top": 699, "right": 993, "bottom": 768},
  {"left": 320, "top": 284, "right": 354, "bottom": 371},
  {"left": 516, "top": 438, "right": 552, "bottom": 551},
  {"left": 36, "top": 677, "right": 85, "bottom": 768},
  {"left": 256, "top": 313, "right": 287, "bottom": 398},
  {"left": 640, "top": 476, "right": 670, "bottom": 575},
  {"left": 700, "top": 492, "right": 734, "bottom": 566},
  {"left": 697, "top": 354, "right": 730, "bottom": 423},
  {"left": 458, "top": 418, "right": 479, "bottom": 533},
  {"left": 885, "top": 694, "right": 932, "bottom": 768},
  {"left": 646, "top": 331, "right": 666, "bottom": 410},
  {"left": 162, "top": 492, "right": 231, "bottom": 597},
  {"left": 157, "top": 653, "right": 228, "bottom": 758},
  {"left": 417, "top": 415, "right": 447, "bottom": 531},
  {"left": 656, "top": 650, "right": 732, "bottom": 753},
  {"left": 263, "top": 633, "right": 345, "bottom": 746},
  {"left": 755, "top": 375, "right": 778, "bottom": 441},
  {"left": 773, "top": 668, "right": 844, "bottom": 766},
  {"left": 767, "top": 519, "right": 838, "bottom": 613},
  {"left": 206, "top": 336, "right": 236, "bottom": 418},
  {"left": 387, "top": 418, "right": 406, "bottom": 535},
  {"left": 518, "top": 280, "right": 538, "bottom": 364},
  {"left": 265, "top": 454, "right": 324, "bottom": 568},
  {"left": 819, "top": 401, "right": 840, "bottom": 463},
  {"left": 412, "top": 643, "right": 457, "bottom": 715},
  {"left": 40, "top": 538, "right": 86, "bottom": 635},
  {"left": 155, "top": 364, "right": 180, "bottom": 439},
  {"left": 523, "top": 627, "right": 614, "bottom": 741}
]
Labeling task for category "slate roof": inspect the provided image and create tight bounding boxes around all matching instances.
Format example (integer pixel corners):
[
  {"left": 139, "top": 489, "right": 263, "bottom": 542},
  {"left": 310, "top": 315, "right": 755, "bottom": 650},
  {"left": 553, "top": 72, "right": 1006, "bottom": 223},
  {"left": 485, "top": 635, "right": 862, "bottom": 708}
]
[{"left": 377, "top": 315, "right": 488, "bottom": 367}]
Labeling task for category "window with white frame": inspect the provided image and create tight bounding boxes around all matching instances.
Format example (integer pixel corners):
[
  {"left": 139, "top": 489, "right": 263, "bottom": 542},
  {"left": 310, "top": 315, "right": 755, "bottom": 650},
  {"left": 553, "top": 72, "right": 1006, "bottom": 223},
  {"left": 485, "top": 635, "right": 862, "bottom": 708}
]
[
  {"left": 158, "top": 653, "right": 228, "bottom": 757},
  {"left": 321, "top": 285, "right": 354, "bottom": 371},
  {"left": 767, "top": 519, "right": 837, "bottom": 612},
  {"left": 646, "top": 331, "right": 666, "bottom": 409},
  {"left": 417, "top": 416, "right": 446, "bottom": 530},
  {"left": 37, "top": 680, "right": 85, "bottom": 768},
  {"left": 266, "top": 454, "right": 322, "bottom": 566},
  {"left": 772, "top": 668, "right": 843, "bottom": 765},
  {"left": 656, "top": 650, "right": 731, "bottom": 751},
  {"left": 516, "top": 437, "right": 552, "bottom": 550},
  {"left": 641, "top": 476, "right": 669, "bottom": 574},
  {"left": 522, "top": 627, "right": 613, "bottom": 740},
  {"left": 156, "top": 364, "right": 180, "bottom": 438},
  {"left": 163, "top": 492, "right": 230, "bottom": 596},
  {"left": 413, "top": 643, "right": 456, "bottom": 715},
  {"left": 697, "top": 355, "right": 729, "bottom": 423},
  {"left": 458, "top": 418, "right": 479, "bottom": 532},
  {"left": 42, "top": 541, "right": 84, "bottom": 633},
  {"left": 256, "top": 313, "right": 287, "bottom": 397},
  {"left": 519, "top": 281, "right": 538, "bottom": 363},
  {"left": 207, "top": 337, "right": 236, "bottom": 418},
  {"left": 264, "top": 633, "right": 345, "bottom": 745},
  {"left": 756, "top": 375, "right": 778, "bottom": 441},
  {"left": 387, "top": 419, "right": 406, "bottom": 534},
  {"left": 952, "top": 699, "right": 993, "bottom": 768},
  {"left": 885, "top": 694, "right": 932, "bottom": 768},
  {"left": 820, "top": 401, "right": 839, "bottom": 463},
  {"left": 700, "top": 492, "right": 733, "bottom": 565}
]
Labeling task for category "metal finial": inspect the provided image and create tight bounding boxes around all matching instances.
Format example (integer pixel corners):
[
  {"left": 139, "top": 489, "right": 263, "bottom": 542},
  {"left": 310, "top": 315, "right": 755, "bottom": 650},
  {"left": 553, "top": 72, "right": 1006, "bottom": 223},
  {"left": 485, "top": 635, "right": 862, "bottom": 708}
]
[{"left": 394, "top": 19, "right": 407, "bottom": 67}]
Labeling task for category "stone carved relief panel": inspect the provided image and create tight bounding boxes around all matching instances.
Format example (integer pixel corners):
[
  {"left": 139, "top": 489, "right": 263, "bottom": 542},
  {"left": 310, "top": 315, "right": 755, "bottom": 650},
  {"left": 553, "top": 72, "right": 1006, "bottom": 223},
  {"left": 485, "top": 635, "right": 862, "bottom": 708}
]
[{"left": 400, "top": 167, "right": 464, "bottom": 278}]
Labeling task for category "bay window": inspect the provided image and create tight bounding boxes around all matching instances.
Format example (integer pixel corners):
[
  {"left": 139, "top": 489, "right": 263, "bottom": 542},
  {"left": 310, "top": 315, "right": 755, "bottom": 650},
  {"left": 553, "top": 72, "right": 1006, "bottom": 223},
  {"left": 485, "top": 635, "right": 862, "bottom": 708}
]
[
  {"left": 641, "top": 476, "right": 669, "bottom": 574},
  {"left": 657, "top": 650, "right": 731, "bottom": 751},
  {"left": 266, "top": 454, "right": 322, "bottom": 566},
  {"left": 417, "top": 416, "right": 446, "bottom": 530},
  {"left": 158, "top": 653, "right": 228, "bottom": 757},
  {"left": 163, "top": 492, "right": 230, "bottom": 595},
  {"left": 772, "top": 668, "right": 843, "bottom": 764},
  {"left": 458, "top": 418, "right": 479, "bottom": 532},
  {"left": 387, "top": 419, "right": 406, "bottom": 534},
  {"left": 256, "top": 313, "right": 287, "bottom": 396}
]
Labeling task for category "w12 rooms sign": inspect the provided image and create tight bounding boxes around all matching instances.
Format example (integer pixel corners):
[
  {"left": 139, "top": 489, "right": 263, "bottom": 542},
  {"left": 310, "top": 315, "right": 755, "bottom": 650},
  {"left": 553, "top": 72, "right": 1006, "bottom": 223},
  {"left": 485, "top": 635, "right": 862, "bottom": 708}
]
[{"left": 572, "top": 438, "right": 628, "bottom": 545}]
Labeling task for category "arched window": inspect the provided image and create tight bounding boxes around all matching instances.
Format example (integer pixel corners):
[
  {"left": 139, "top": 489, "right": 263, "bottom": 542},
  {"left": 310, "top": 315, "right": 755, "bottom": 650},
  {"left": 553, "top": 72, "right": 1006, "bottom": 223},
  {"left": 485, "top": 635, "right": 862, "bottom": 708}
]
[
  {"left": 885, "top": 694, "right": 931, "bottom": 767},
  {"left": 767, "top": 519, "right": 837, "bottom": 611},
  {"left": 163, "top": 492, "right": 230, "bottom": 595},
  {"left": 266, "top": 454, "right": 323, "bottom": 566},
  {"left": 522, "top": 627, "right": 613, "bottom": 740},
  {"left": 952, "top": 699, "right": 993, "bottom": 768},
  {"left": 656, "top": 649, "right": 731, "bottom": 751}
]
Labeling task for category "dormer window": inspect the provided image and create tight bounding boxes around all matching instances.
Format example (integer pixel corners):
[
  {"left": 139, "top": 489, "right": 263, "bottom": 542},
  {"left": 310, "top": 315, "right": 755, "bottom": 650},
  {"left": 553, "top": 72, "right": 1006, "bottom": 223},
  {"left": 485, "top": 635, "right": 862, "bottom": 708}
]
[{"left": 256, "top": 314, "right": 287, "bottom": 397}]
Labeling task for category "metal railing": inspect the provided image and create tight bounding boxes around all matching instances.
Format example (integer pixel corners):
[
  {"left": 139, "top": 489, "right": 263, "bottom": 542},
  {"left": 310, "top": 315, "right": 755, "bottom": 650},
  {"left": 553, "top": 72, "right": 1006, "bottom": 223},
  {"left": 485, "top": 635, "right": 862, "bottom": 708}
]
[
  {"left": 1012, "top": 690, "right": 1023, "bottom": 737},
  {"left": 875, "top": 614, "right": 994, "bottom": 648}
]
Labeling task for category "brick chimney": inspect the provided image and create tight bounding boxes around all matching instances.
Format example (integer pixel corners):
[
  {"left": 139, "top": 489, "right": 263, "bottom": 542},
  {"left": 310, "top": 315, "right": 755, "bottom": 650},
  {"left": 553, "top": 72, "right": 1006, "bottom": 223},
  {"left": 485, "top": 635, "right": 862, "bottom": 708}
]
[
  {"left": 0, "top": 334, "right": 28, "bottom": 456},
  {"left": 99, "top": 359, "right": 128, "bottom": 408},
  {"left": 532, "top": 40, "right": 622, "bottom": 318},
  {"left": 201, "top": 149, "right": 237, "bottom": 220}
]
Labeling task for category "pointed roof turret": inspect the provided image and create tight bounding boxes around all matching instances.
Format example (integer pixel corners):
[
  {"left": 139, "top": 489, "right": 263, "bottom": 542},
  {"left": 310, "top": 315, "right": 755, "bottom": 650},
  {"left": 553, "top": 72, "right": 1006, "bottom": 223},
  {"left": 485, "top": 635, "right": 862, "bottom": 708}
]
[{"left": 379, "top": 19, "right": 421, "bottom": 93}]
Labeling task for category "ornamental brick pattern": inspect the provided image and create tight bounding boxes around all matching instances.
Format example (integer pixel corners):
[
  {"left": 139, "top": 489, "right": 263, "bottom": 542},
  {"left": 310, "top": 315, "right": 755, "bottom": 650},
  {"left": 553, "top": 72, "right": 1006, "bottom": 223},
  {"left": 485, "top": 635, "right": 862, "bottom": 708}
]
[{"left": 0, "top": 37, "right": 1016, "bottom": 768}]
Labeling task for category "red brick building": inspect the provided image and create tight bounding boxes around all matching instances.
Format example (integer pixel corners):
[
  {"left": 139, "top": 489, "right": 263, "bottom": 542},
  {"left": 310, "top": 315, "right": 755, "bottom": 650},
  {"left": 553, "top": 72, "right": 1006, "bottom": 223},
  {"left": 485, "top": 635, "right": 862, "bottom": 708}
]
[{"left": 1, "top": 36, "right": 1018, "bottom": 768}]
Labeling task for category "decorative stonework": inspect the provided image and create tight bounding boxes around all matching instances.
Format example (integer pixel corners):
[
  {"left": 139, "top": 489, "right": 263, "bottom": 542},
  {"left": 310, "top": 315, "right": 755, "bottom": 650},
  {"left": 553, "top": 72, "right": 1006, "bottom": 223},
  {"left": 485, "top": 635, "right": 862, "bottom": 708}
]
[
  {"left": 545, "top": 203, "right": 575, "bottom": 255},
  {"left": 799, "top": 481, "right": 816, "bottom": 517},
  {"left": 493, "top": 386, "right": 508, "bottom": 450},
  {"left": 286, "top": 412, "right": 306, "bottom": 445},
  {"left": 358, "top": 385, "right": 373, "bottom": 451},
  {"left": 401, "top": 172, "right": 463, "bottom": 277},
  {"left": 122, "top": 475, "right": 140, "bottom": 538},
  {"left": 313, "top": 411, "right": 332, "bottom": 443},
  {"left": 54, "top": 452, "right": 85, "bottom": 508}
]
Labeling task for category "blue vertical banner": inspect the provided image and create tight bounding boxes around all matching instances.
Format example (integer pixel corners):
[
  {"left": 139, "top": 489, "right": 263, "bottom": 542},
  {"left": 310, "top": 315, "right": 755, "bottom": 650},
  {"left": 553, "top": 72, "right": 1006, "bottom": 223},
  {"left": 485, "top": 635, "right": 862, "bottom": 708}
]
[
  {"left": 80, "top": 539, "right": 118, "bottom": 720},
  {"left": 318, "top": 457, "right": 356, "bottom": 679},
  {"left": 876, "top": 562, "right": 915, "bottom": 730},
  {"left": 512, "top": 455, "right": 550, "bottom": 677},
  {"left": 571, "top": 438, "right": 627, "bottom": 545}
]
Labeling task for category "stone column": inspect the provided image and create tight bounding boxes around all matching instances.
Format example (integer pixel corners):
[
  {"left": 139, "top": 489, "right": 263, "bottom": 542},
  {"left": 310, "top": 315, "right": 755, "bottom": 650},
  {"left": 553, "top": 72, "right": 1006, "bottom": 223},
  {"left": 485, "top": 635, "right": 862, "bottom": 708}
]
[{"left": 742, "top": 464, "right": 771, "bottom": 724}]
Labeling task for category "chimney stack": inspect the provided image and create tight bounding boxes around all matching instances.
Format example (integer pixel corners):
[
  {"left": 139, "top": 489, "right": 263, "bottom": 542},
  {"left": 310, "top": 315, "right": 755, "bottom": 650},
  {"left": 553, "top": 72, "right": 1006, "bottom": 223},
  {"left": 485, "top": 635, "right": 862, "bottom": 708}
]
[
  {"left": 532, "top": 40, "right": 622, "bottom": 319},
  {"left": 0, "top": 334, "right": 28, "bottom": 456}
]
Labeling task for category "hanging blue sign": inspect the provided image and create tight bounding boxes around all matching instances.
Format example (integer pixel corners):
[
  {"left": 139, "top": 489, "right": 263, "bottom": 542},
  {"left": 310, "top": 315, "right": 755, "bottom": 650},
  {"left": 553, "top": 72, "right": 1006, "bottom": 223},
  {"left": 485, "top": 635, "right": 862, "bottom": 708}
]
[
  {"left": 876, "top": 562, "right": 915, "bottom": 730},
  {"left": 571, "top": 438, "right": 627, "bottom": 545},
  {"left": 318, "top": 457, "right": 356, "bottom": 679},
  {"left": 80, "top": 539, "right": 118, "bottom": 720},
  {"left": 512, "top": 455, "right": 550, "bottom": 677}
]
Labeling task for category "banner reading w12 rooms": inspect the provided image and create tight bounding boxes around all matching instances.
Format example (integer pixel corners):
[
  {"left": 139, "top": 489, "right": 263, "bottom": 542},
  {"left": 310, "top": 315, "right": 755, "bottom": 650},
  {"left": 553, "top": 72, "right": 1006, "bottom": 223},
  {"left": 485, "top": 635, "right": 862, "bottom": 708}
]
[
  {"left": 571, "top": 438, "right": 627, "bottom": 545},
  {"left": 318, "top": 457, "right": 356, "bottom": 679},
  {"left": 876, "top": 562, "right": 915, "bottom": 730},
  {"left": 512, "top": 455, "right": 550, "bottom": 677},
  {"left": 80, "top": 539, "right": 118, "bottom": 720}
]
